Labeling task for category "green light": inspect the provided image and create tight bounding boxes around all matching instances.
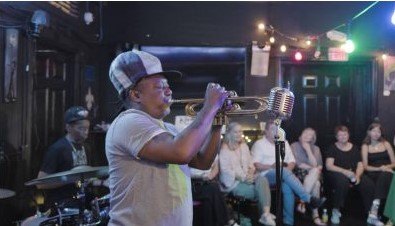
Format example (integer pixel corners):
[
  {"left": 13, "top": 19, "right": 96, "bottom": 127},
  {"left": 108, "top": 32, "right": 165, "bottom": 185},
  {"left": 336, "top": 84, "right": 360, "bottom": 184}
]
[
  {"left": 341, "top": 39, "right": 355, "bottom": 53},
  {"left": 392, "top": 9, "right": 395, "bottom": 25}
]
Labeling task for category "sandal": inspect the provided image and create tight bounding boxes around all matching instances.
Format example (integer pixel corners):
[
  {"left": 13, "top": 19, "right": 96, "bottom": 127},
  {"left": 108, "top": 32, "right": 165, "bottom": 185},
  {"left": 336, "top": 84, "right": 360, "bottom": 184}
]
[
  {"left": 297, "top": 202, "right": 306, "bottom": 214},
  {"left": 313, "top": 216, "right": 327, "bottom": 226}
]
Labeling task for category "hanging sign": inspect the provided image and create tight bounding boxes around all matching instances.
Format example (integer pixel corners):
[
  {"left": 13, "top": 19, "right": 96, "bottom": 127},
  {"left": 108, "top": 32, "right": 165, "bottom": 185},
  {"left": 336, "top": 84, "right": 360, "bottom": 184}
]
[{"left": 328, "top": 47, "right": 348, "bottom": 62}]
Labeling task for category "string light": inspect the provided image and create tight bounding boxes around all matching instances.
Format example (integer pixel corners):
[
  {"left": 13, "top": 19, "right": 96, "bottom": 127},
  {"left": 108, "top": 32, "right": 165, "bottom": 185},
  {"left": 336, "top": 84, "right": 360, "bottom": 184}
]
[
  {"left": 382, "top": 54, "right": 388, "bottom": 60},
  {"left": 280, "top": 45, "right": 287, "bottom": 52},
  {"left": 305, "top": 37, "right": 312, "bottom": 46},
  {"left": 253, "top": 1, "right": 382, "bottom": 59},
  {"left": 294, "top": 51, "right": 303, "bottom": 61},
  {"left": 258, "top": 23, "right": 265, "bottom": 31}
]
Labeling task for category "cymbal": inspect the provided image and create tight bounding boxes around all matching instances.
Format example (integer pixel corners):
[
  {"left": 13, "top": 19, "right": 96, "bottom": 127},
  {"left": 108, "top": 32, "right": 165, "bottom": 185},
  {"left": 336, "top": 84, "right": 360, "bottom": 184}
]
[
  {"left": 0, "top": 188, "right": 15, "bottom": 199},
  {"left": 25, "top": 165, "right": 108, "bottom": 186}
]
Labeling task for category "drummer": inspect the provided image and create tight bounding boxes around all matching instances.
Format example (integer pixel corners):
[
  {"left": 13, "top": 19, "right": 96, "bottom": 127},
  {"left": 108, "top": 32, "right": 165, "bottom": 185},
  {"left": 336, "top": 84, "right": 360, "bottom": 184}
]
[{"left": 36, "top": 106, "right": 91, "bottom": 207}]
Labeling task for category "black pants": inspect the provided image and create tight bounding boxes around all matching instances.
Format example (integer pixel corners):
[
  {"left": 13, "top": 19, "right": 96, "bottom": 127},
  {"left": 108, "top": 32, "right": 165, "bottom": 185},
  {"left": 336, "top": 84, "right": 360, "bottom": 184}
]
[
  {"left": 326, "top": 171, "right": 375, "bottom": 213},
  {"left": 192, "top": 180, "right": 229, "bottom": 226},
  {"left": 366, "top": 171, "right": 393, "bottom": 199}
]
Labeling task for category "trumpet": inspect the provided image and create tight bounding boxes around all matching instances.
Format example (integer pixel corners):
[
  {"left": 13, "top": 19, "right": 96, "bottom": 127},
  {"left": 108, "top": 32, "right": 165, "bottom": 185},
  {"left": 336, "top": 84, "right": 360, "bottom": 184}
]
[{"left": 170, "top": 91, "right": 268, "bottom": 124}]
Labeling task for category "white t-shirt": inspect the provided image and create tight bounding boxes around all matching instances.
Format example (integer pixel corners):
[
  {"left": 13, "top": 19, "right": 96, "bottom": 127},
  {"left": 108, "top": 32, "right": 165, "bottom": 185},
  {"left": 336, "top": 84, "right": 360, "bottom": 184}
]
[
  {"left": 105, "top": 109, "right": 192, "bottom": 226},
  {"left": 251, "top": 136, "right": 295, "bottom": 176}
]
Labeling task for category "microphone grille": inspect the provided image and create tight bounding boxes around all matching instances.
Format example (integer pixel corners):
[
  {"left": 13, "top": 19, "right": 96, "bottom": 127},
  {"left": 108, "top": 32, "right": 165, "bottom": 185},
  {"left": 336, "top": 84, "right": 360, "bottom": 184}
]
[{"left": 268, "top": 87, "right": 295, "bottom": 119}]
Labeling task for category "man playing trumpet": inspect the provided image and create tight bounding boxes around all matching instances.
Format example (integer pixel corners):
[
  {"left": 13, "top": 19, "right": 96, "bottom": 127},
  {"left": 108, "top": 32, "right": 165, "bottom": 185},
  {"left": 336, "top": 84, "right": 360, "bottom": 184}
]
[{"left": 106, "top": 50, "right": 229, "bottom": 226}]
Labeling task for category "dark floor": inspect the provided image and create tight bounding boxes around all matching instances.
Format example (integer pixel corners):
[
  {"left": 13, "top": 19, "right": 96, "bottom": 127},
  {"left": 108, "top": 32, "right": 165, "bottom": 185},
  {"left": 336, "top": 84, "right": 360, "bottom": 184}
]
[
  {"left": 232, "top": 188, "right": 383, "bottom": 226},
  {"left": 1, "top": 186, "right": 387, "bottom": 226},
  {"left": 235, "top": 204, "right": 370, "bottom": 226},
  {"left": 294, "top": 208, "right": 367, "bottom": 226}
]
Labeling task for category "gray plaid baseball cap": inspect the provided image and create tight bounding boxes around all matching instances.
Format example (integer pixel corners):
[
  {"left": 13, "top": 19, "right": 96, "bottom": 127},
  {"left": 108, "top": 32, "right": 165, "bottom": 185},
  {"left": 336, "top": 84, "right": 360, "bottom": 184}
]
[{"left": 109, "top": 50, "right": 182, "bottom": 95}]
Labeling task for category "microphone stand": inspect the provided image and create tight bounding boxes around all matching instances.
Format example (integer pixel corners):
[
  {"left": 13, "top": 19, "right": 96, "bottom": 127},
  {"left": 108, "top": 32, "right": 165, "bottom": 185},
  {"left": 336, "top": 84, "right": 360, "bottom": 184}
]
[{"left": 274, "top": 119, "right": 285, "bottom": 226}]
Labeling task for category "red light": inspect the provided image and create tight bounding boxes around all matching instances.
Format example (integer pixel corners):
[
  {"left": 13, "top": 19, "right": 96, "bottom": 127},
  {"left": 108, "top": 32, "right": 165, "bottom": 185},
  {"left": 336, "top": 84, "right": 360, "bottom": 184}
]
[{"left": 295, "top": 51, "right": 303, "bottom": 61}]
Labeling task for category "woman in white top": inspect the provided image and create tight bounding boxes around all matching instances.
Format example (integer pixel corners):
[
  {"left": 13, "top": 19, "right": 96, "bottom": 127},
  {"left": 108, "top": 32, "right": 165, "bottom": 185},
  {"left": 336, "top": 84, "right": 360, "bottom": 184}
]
[{"left": 219, "top": 122, "right": 275, "bottom": 226}]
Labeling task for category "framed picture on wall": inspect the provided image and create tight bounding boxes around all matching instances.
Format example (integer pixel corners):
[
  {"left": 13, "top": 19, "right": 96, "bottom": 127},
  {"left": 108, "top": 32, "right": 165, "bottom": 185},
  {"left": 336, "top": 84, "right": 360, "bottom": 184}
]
[
  {"left": 384, "top": 55, "right": 395, "bottom": 92},
  {"left": 3, "top": 28, "right": 19, "bottom": 103}
]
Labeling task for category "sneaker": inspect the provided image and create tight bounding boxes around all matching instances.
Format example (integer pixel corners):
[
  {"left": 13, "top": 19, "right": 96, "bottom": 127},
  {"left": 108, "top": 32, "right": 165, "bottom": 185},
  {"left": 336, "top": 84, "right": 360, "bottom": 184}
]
[
  {"left": 367, "top": 213, "right": 384, "bottom": 226},
  {"left": 309, "top": 196, "right": 326, "bottom": 209},
  {"left": 313, "top": 216, "right": 327, "bottom": 226},
  {"left": 259, "top": 213, "right": 276, "bottom": 226},
  {"left": 227, "top": 219, "right": 240, "bottom": 226},
  {"left": 330, "top": 209, "right": 341, "bottom": 225}
]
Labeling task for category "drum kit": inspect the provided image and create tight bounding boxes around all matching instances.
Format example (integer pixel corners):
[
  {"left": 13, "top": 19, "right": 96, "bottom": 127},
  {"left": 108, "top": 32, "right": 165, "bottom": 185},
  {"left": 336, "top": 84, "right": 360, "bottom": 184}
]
[{"left": 21, "top": 165, "right": 110, "bottom": 226}]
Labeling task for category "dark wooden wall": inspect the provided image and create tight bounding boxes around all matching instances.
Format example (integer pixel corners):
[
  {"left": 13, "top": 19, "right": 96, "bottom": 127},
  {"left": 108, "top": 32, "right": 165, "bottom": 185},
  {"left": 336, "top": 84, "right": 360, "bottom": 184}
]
[{"left": 0, "top": 2, "right": 106, "bottom": 223}]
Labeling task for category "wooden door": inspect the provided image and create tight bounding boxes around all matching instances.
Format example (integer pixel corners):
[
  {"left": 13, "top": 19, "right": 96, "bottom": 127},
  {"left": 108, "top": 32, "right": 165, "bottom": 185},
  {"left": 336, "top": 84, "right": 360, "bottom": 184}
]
[
  {"left": 30, "top": 46, "right": 74, "bottom": 175},
  {"left": 281, "top": 61, "right": 375, "bottom": 154}
]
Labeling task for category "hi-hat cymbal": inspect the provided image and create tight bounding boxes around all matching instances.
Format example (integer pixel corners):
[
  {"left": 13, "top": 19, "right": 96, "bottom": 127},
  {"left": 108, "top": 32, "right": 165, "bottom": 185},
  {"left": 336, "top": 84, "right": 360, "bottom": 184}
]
[
  {"left": 0, "top": 188, "right": 15, "bottom": 199},
  {"left": 25, "top": 165, "right": 108, "bottom": 186}
]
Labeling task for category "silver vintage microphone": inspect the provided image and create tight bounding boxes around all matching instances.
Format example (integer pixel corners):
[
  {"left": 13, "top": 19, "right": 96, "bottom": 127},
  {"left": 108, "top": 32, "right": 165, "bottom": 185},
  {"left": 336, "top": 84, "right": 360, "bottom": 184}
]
[
  {"left": 268, "top": 85, "right": 295, "bottom": 226},
  {"left": 268, "top": 86, "right": 295, "bottom": 120}
]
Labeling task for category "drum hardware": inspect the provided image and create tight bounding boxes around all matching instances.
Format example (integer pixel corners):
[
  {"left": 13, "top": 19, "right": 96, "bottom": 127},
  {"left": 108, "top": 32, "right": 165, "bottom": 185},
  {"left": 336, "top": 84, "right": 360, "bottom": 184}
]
[
  {"left": 21, "top": 204, "right": 105, "bottom": 226},
  {"left": 23, "top": 166, "right": 109, "bottom": 226},
  {"left": 90, "top": 194, "right": 110, "bottom": 223}
]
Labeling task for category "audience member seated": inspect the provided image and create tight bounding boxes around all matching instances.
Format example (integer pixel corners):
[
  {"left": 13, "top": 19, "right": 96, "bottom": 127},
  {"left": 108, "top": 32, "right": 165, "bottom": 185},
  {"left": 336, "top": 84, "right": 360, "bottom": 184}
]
[
  {"left": 291, "top": 127, "right": 326, "bottom": 225},
  {"left": 325, "top": 125, "right": 383, "bottom": 226},
  {"left": 190, "top": 157, "right": 235, "bottom": 226},
  {"left": 219, "top": 122, "right": 276, "bottom": 226},
  {"left": 251, "top": 120, "right": 325, "bottom": 226},
  {"left": 361, "top": 122, "right": 395, "bottom": 222}
]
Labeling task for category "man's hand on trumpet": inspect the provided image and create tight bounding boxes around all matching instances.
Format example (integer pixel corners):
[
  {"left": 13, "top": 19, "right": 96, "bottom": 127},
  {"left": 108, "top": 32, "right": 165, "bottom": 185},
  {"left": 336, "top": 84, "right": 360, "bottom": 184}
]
[{"left": 203, "top": 82, "right": 229, "bottom": 114}]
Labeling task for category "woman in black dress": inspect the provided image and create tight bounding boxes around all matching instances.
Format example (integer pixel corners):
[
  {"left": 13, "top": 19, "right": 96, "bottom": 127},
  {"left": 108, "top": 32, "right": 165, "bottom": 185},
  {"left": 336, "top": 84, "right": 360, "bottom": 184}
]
[{"left": 361, "top": 122, "right": 395, "bottom": 223}]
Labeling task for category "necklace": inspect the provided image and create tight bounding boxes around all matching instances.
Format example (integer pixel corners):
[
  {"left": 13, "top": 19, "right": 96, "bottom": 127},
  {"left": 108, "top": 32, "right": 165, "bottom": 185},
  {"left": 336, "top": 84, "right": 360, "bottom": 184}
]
[
  {"left": 66, "top": 138, "right": 87, "bottom": 166},
  {"left": 370, "top": 142, "right": 381, "bottom": 151}
]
